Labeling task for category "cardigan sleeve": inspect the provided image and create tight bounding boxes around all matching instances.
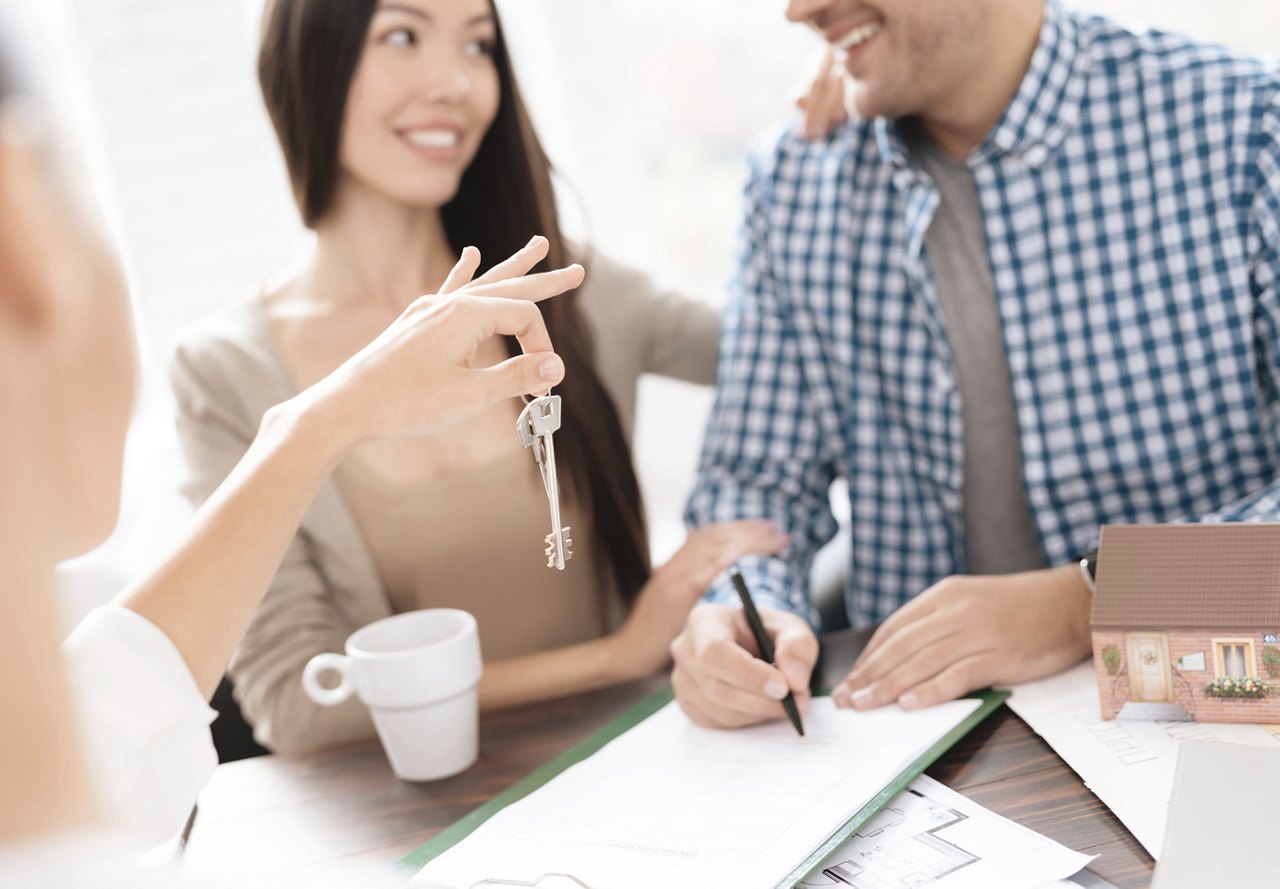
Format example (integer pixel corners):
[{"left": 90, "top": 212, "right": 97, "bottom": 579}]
[
  {"left": 574, "top": 247, "right": 721, "bottom": 437},
  {"left": 169, "top": 336, "right": 375, "bottom": 755}
]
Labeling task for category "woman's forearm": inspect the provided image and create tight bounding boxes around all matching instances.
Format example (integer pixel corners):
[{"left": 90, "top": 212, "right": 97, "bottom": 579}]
[
  {"left": 118, "top": 390, "right": 355, "bottom": 700},
  {"left": 477, "top": 634, "right": 649, "bottom": 710}
]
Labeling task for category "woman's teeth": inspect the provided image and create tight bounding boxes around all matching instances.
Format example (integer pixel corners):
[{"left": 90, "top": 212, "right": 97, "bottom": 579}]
[{"left": 405, "top": 129, "right": 459, "bottom": 149}]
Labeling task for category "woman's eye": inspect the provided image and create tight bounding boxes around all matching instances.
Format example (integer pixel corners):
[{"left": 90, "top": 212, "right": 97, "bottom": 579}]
[
  {"left": 465, "top": 38, "right": 495, "bottom": 58},
  {"left": 381, "top": 27, "right": 415, "bottom": 47}
]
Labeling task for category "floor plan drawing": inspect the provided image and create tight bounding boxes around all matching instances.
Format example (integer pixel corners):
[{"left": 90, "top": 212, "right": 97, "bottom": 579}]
[
  {"left": 798, "top": 775, "right": 1092, "bottom": 889},
  {"left": 800, "top": 786, "right": 978, "bottom": 887}
]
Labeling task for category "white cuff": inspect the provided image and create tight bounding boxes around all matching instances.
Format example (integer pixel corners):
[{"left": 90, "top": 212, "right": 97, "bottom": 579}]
[{"left": 63, "top": 606, "right": 218, "bottom": 844}]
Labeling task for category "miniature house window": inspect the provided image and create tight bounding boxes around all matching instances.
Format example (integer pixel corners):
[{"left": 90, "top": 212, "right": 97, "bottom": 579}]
[{"left": 1213, "top": 639, "right": 1256, "bottom": 679}]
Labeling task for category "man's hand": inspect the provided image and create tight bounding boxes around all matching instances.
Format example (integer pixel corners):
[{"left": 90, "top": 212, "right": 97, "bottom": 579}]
[
  {"left": 671, "top": 602, "right": 818, "bottom": 728},
  {"left": 834, "top": 565, "right": 1092, "bottom": 711}
]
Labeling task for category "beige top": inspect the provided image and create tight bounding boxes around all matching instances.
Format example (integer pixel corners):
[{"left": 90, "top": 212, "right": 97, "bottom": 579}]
[
  {"left": 334, "top": 448, "right": 625, "bottom": 660},
  {"left": 169, "top": 249, "right": 720, "bottom": 754}
]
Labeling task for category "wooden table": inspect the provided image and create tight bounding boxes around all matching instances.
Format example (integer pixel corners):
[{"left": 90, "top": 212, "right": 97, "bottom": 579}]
[{"left": 182, "top": 658, "right": 1156, "bottom": 887}]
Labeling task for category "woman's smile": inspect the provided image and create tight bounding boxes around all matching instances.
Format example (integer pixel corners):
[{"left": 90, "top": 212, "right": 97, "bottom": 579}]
[{"left": 397, "top": 122, "right": 466, "bottom": 161}]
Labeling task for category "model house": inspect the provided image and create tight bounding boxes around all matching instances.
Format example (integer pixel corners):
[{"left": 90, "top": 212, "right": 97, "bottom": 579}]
[{"left": 1091, "top": 523, "right": 1280, "bottom": 723}]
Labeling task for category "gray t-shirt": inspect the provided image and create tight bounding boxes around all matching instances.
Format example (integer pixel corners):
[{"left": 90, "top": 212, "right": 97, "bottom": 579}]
[{"left": 909, "top": 135, "right": 1045, "bottom": 575}]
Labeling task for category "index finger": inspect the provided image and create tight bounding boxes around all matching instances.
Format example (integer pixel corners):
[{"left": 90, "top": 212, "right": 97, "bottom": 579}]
[
  {"left": 461, "top": 296, "right": 555, "bottom": 358},
  {"left": 841, "top": 611, "right": 957, "bottom": 702},
  {"left": 466, "top": 235, "right": 551, "bottom": 289},
  {"left": 855, "top": 590, "right": 936, "bottom": 665},
  {"left": 465, "top": 263, "right": 585, "bottom": 304}
]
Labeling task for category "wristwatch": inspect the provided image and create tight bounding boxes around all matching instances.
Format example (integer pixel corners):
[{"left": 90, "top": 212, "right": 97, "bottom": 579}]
[{"left": 1077, "top": 547, "right": 1099, "bottom": 594}]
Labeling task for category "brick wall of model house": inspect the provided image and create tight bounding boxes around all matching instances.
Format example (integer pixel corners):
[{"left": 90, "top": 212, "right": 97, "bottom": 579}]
[{"left": 1092, "top": 629, "right": 1280, "bottom": 723}]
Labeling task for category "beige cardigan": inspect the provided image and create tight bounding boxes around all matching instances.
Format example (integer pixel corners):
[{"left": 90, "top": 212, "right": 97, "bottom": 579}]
[{"left": 169, "top": 251, "right": 720, "bottom": 754}]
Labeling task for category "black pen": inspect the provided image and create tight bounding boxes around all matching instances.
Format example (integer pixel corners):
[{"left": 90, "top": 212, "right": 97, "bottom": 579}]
[
  {"left": 177, "top": 803, "right": 198, "bottom": 851},
  {"left": 730, "top": 567, "right": 805, "bottom": 737}
]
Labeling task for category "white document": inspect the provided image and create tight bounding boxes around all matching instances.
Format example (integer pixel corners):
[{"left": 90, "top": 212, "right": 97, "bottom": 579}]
[
  {"left": 1005, "top": 662, "right": 1280, "bottom": 859},
  {"left": 1150, "top": 741, "right": 1280, "bottom": 888},
  {"left": 413, "top": 697, "right": 981, "bottom": 889},
  {"left": 799, "top": 774, "right": 1093, "bottom": 889}
]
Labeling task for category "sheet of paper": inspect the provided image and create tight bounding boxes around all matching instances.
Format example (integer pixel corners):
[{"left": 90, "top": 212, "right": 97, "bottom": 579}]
[
  {"left": 797, "top": 774, "right": 1093, "bottom": 889},
  {"left": 1045, "top": 874, "right": 1118, "bottom": 889},
  {"left": 413, "top": 697, "right": 981, "bottom": 889},
  {"left": 1005, "top": 662, "right": 1280, "bottom": 859},
  {"left": 1152, "top": 740, "right": 1280, "bottom": 888}
]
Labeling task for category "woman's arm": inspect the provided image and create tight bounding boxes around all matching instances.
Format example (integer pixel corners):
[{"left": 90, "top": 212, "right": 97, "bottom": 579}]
[
  {"left": 122, "top": 397, "right": 359, "bottom": 700},
  {"left": 120, "top": 248, "right": 582, "bottom": 700},
  {"left": 476, "top": 519, "right": 790, "bottom": 710},
  {"left": 169, "top": 341, "right": 375, "bottom": 751}
]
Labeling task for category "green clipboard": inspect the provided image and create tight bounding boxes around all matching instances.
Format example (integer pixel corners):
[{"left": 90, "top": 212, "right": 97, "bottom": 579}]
[{"left": 398, "top": 687, "right": 1008, "bottom": 886}]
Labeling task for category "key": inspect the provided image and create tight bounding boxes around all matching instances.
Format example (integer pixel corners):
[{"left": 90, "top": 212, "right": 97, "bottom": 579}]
[{"left": 516, "top": 394, "right": 573, "bottom": 570}]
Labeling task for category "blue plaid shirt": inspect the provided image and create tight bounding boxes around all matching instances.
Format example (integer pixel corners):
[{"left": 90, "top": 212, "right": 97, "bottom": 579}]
[{"left": 688, "top": 1, "right": 1280, "bottom": 629}]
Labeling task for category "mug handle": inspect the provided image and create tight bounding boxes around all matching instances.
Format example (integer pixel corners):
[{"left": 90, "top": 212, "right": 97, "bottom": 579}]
[{"left": 302, "top": 652, "right": 356, "bottom": 707}]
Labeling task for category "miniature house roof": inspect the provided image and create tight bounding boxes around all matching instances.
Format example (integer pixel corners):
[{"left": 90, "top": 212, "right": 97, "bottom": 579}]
[{"left": 1092, "top": 523, "right": 1280, "bottom": 629}]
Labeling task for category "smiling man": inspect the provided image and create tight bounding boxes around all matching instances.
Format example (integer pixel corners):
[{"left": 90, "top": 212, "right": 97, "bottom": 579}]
[{"left": 672, "top": 0, "right": 1280, "bottom": 728}]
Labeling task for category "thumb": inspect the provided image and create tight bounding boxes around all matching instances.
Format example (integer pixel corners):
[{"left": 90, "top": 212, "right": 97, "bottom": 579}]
[{"left": 487, "top": 352, "right": 564, "bottom": 401}]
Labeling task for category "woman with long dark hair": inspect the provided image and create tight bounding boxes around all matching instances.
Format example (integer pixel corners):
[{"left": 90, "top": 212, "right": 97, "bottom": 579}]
[
  {"left": 0, "top": 0, "right": 590, "bottom": 876},
  {"left": 171, "top": 0, "right": 788, "bottom": 754}
]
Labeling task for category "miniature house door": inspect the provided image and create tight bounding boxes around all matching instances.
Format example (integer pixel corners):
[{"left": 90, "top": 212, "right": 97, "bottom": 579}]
[{"left": 1126, "top": 632, "right": 1173, "bottom": 703}]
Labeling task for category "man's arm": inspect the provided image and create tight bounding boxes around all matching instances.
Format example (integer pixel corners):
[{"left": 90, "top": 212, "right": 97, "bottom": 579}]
[
  {"left": 1187, "top": 93, "right": 1280, "bottom": 523},
  {"left": 686, "top": 153, "right": 841, "bottom": 622},
  {"left": 842, "top": 91, "right": 1280, "bottom": 714},
  {"left": 673, "top": 153, "right": 838, "bottom": 729}
]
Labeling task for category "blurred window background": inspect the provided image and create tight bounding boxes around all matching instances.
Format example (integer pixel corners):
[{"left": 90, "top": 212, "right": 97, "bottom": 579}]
[{"left": 41, "top": 0, "right": 1280, "bottom": 623}]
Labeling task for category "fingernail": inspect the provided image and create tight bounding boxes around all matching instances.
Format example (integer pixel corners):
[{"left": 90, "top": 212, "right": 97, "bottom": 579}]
[
  {"left": 764, "top": 679, "right": 788, "bottom": 700},
  {"left": 526, "top": 235, "right": 545, "bottom": 248},
  {"left": 539, "top": 357, "right": 563, "bottom": 381},
  {"left": 783, "top": 659, "right": 808, "bottom": 687},
  {"left": 899, "top": 692, "right": 920, "bottom": 710},
  {"left": 851, "top": 688, "right": 876, "bottom": 710},
  {"left": 832, "top": 683, "right": 851, "bottom": 706}
]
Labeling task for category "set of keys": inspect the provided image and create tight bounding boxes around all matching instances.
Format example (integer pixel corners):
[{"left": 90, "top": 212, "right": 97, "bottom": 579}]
[{"left": 516, "top": 393, "right": 573, "bottom": 570}]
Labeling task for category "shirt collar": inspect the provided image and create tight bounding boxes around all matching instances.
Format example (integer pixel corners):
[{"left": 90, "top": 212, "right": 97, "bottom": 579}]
[{"left": 875, "top": 0, "right": 1089, "bottom": 172}]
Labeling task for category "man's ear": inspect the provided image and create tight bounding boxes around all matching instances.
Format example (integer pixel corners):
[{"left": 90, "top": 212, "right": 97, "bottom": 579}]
[{"left": 0, "top": 104, "right": 58, "bottom": 335}]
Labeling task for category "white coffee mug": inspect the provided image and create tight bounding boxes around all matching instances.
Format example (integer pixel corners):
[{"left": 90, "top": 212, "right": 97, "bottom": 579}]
[{"left": 302, "top": 608, "right": 482, "bottom": 781}]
